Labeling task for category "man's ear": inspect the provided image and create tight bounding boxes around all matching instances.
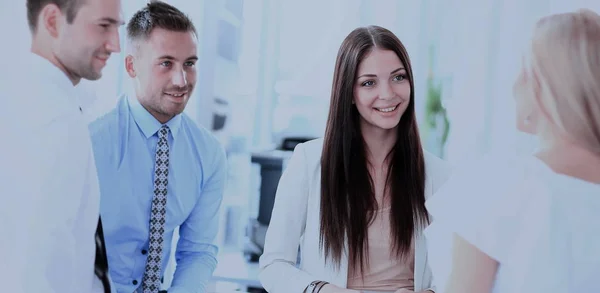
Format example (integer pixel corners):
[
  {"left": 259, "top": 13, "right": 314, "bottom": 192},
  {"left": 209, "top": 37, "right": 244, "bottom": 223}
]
[
  {"left": 125, "top": 55, "right": 136, "bottom": 78},
  {"left": 40, "top": 4, "right": 62, "bottom": 38}
]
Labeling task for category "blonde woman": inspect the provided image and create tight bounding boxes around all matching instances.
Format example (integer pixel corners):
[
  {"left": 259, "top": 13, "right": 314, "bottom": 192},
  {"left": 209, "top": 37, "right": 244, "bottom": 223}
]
[{"left": 425, "top": 9, "right": 600, "bottom": 293}]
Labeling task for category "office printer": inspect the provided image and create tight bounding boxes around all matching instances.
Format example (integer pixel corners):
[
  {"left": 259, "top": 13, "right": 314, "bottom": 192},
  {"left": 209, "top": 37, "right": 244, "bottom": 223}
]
[{"left": 243, "top": 137, "right": 312, "bottom": 262}]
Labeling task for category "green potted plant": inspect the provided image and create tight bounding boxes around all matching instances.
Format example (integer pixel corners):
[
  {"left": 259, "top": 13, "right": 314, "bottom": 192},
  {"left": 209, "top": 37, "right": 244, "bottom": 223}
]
[{"left": 423, "top": 46, "right": 450, "bottom": 158}]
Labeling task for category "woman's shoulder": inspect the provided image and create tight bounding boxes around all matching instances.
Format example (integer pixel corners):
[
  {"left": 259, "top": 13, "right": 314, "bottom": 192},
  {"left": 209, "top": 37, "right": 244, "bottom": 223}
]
[
  {"left": 430, "top": 151, "right": 533, "bottom": 192},
  {"left": 284, "top": 138, "right": 324, "bottom": 178},
  {"left": 425, "top": 152, "right": 550, "bottom": 235},
  {"left": 424, "top": 153, "right": 547, "bottom": 272},
  {"left": 290, "top": 138, "right": 323, "bottom": 165},
  {"left": 425, "top": 152, "right": 538, "bottom": 228},
  {"left": 295, "top": 138, "right": 324, "bottom": 157}
]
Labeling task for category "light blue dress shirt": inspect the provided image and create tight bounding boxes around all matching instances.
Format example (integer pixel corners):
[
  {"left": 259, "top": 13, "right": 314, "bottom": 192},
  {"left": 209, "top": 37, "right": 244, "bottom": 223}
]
[{"left": 89, "top": 95, "right": 227, "bottom": 293}]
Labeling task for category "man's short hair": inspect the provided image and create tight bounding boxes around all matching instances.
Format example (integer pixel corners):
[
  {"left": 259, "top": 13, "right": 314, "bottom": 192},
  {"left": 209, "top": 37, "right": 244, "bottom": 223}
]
[
  {"left": 26, "top": 0, "right": 84, "bottom": 32},
  {"left": 127, "top": 0, "right": 197, "bottom": 44}
]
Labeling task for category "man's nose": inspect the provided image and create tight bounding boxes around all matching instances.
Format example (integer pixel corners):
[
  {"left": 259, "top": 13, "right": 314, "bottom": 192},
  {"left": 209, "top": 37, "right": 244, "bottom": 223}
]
[
  {"left": 105, "top": 30, "right": 121, "bottom": 53},
  {"left": 171, "top": 69, "right": 187, "bottom": 87}
]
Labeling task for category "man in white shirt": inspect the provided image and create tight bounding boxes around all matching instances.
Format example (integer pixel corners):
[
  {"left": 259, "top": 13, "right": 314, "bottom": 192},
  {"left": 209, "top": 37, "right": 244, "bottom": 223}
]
[{"left": 0, "top": 0, "right": 123, "bottom": 292}]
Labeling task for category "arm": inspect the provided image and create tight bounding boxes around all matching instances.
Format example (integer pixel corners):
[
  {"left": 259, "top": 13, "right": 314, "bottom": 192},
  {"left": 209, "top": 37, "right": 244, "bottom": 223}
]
[
  {"left": 444, "top": 234, "right": 498, "bottom": 293},
  {"left": 2, "top": 123, "right": 83, "bottom": 292},
  {"left": 168, "top": 145, "right": 227, "bottom": 293},
  {"left": 422, "top": 152, "right": 454, "bottom": 293},
  {"left": 258, "top": 143, "right": 321, "bottom": 293},
  {"left": 424, "top": 155, "right": 526, "bottom": 293},
  {"left": 0, "top": 135, "right": 44, "bottom": 292},
  {"left": 422, "top": 235, "right": 437, "bottom": 293},
  {"left": 411, "top": 234, "right": 437, "bottom": 293}
]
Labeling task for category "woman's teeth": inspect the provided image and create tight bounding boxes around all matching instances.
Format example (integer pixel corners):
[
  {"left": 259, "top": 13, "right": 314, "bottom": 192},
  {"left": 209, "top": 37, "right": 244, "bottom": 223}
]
[{"left": 376, "top": 105, "right": 397, "bottom": 112}]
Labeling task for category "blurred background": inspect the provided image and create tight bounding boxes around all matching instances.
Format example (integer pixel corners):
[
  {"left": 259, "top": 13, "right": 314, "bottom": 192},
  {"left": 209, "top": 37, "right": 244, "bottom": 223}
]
[{"left": 1, "top": 0, "right": 598, "bottom": 292}]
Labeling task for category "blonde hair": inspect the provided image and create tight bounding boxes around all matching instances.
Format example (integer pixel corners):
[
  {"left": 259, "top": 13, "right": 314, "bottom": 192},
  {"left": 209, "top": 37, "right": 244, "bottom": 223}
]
[{"left": 525, "top": 9, "right": 600, "bottom": 153}]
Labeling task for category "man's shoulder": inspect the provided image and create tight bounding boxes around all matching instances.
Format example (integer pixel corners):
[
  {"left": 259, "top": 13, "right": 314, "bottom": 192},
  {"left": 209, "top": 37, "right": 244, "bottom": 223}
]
[
  {"left": 181, "top": 115, "right": 228, "bottom": 174},
  {"left": 181, "top": 114, "right": 224, "bottom": 152},
  {"left": 89, "top": 108, "right": 119, "bottom": 136},
  {"left": 3, "top": 59, "right": 74, "bottom": 126},
  {"left": 88, "top": 96, "right": 125, "bottom": 138}
]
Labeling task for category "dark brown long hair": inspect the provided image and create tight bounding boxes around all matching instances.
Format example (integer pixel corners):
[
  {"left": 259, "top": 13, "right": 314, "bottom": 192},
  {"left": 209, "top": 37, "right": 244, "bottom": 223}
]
[{"left": 320, "top": 25, "right": 427, "bottom": 273}]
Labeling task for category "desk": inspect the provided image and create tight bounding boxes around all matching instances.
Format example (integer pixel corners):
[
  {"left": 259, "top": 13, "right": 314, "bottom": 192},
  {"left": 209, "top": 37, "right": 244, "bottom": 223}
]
[{"left": 211, "top": 251, "right": 263, "bottom": 291}]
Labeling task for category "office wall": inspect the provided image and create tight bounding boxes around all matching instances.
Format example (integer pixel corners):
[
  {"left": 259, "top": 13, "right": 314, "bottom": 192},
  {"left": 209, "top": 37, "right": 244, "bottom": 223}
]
[{"left": 434, "top": 0, "right": 600, "bottom": 164}]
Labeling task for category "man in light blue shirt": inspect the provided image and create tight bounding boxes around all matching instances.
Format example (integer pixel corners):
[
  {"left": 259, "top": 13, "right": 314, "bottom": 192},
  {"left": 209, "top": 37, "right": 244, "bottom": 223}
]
[{"left": 89, "top": 1, "right": 227, "bottom": 292}]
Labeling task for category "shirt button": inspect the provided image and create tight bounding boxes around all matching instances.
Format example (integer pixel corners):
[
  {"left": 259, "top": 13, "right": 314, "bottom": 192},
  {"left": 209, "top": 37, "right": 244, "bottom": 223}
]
[
  {"left": 132, "top": 280, "right": 138, "bottom": 285},
  {"left": 141, "top": 249, "right": 148, "bottom": 255}
]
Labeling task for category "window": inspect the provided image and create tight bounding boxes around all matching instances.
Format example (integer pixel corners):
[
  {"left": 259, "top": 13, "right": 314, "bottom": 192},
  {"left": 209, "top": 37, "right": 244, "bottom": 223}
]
[
  {"left": 225, "top": 0, "right": 244, "bottom": 19},
  {"left": 217, "top": 20, "right": 241, "bottom": 62}
]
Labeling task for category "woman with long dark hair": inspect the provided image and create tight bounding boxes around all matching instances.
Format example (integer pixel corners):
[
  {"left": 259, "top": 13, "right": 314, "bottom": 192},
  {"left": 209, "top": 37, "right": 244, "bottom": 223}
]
[{"left": 259, "top": 25, "right": 452, "bottom": 293}]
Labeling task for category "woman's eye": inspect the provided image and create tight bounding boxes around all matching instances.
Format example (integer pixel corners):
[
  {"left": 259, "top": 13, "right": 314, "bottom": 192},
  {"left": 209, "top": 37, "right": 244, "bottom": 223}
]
[
  {"left": 362, "top": 80, "right": 375, "bottom": 87},
  {"left": 394, "top": 74, "right": 406, "bottom": 81}
]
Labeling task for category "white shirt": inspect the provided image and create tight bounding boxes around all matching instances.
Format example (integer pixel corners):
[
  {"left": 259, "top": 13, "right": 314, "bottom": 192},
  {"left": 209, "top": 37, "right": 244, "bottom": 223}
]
[
  {"left": 425, "top": 152, "right": 600, "bottom": 293},
  {"left": 0, "top": 53, "right": 103, "bottom": 292}
]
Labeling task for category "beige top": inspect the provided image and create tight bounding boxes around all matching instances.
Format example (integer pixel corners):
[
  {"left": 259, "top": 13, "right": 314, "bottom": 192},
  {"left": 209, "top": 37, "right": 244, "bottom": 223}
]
[{"left": 346, "top": 205, "right": 415, "bottom": 292}]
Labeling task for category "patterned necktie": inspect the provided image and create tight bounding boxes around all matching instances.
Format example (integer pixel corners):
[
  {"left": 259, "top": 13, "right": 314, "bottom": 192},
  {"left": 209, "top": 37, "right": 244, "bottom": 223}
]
[
  {"left": 95, "top": 216, "right": 111, "bottom": 293},
  {"left": 142, "top": 125, "right": 170, "bottom": 293}
]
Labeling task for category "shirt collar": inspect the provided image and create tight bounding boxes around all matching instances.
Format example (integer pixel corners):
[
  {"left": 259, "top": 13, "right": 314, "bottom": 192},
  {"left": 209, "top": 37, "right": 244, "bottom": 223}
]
[{"left": 127, "top": 94, "right": 182, "bottom": 139}]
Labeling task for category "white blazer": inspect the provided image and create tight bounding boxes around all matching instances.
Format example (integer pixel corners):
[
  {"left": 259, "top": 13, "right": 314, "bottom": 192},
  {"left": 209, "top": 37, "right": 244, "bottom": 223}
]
[{"left": 258, "top": 138, "right": 453, "bottom": 293}]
